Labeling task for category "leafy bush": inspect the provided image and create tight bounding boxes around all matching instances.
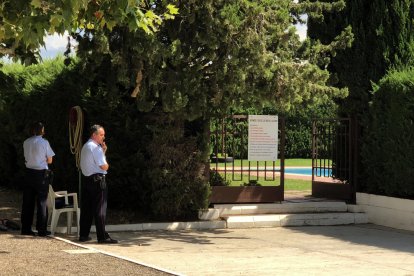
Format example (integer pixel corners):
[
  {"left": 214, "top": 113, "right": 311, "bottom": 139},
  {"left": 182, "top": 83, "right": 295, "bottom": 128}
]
[
  {"left": 209, "top": 170, "right": 230, "bottom": 186},
  {"left": 145, "top": 114, "right": 210, "bottom": 220},
  {"left": 361, "top": 68, "right": 414, "bottom": 198},
  {"left": 0, "top": 59, "right": 76, "bottom": 189}
]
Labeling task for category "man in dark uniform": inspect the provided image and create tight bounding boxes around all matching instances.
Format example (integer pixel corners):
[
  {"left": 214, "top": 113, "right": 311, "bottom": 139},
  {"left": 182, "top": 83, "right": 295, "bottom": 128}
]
[
  {"left": 21, "top": 121, "right": 55, "bottom": 236},
  {"left": 78, "top": 124, "right": 117, "bottom": 243}
]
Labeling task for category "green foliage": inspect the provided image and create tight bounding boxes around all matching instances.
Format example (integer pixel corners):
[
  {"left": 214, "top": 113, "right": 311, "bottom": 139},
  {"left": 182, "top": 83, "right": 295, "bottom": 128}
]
[
  {"left": 308, "top": 0, "right": 414, "bottom": 117},
  {"left": 145, "top": 115, "right": 210, "bottom": 220},
  {"left": 69, "top": 0, "right": 350, "bottom": 122},
  {"left": 209, "top": 170, "right": 230, "bottom": 186},
  {"left": 1, "top": 0, "right": 350, "bottom": 123},
  {"left": 0, "top": 0, "right": 178, "bottom": 60},
  {"left": 0, "top": 57, "right": 78, "bottom": 188},
  {"left": 361, "top": 68, "right": 414, "bottom": 198}
]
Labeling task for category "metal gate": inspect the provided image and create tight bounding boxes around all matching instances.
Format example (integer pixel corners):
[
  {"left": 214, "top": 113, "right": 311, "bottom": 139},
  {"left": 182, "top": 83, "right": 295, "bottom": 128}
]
[
  {"left": 311, "top": 118, "right": 358, "bottom": 202},
  {"left": 209, "top": 115, "right": 285, "bottom": 203}
]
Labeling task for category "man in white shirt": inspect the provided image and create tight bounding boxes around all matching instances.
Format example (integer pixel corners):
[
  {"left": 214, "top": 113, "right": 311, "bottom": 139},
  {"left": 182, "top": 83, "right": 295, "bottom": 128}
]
[
  {"left": 22, "top": 122, "right": 55, "bottom": 236},
  {"left": 79, "top": 124, "right": 117, "bottom": 244}
]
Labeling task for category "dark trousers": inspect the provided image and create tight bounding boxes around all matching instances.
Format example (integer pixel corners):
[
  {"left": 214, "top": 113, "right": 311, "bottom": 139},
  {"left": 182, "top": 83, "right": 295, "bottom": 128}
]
[
  {"left": 79, "top": 175, "right": 108, "bottom": 241},
  {"left": 21, "top": 168, "right": 49, "bottom": 234}
]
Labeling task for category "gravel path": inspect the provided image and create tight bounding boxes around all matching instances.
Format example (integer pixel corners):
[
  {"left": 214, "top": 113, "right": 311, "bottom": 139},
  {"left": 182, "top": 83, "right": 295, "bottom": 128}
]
[{"left": 0, "top": 232, "right": 172, "bottom": 275}]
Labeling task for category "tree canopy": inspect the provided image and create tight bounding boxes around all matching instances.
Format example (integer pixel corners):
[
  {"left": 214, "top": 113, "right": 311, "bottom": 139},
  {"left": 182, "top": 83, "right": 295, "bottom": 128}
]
[
  {"left": 1, "top": 0, "right": 352, "bottom": 120},
  {"left": 308, "top": 0, "right": 414, "bottom": 116},
  {"left": 68, "top": 0, "right": 352, "bottom": 120},
  {"left": 0, "top": 0, "right": 178, "bottom": 62}
]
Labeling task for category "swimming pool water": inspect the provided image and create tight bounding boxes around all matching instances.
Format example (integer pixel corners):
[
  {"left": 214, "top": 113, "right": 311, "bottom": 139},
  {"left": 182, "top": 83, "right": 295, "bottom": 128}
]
[{"left": 284, "top": 167, "right": 332, "bottom": 176}]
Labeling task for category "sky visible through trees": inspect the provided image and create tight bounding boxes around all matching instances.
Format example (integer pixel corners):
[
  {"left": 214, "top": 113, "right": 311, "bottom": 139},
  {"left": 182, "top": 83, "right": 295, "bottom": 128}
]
[{"left": 39, "top": 22, "right": 307, "bottom": 59}]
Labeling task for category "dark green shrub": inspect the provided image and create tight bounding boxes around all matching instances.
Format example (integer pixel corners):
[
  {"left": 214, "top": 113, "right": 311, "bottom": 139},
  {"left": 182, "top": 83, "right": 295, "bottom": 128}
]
[
  {"left": 0, "top": 59, "right": 77, "bottom": 189},
  {"left": 145, "top": 115, "right": 210, "bottom": 220},
  {"left": 209, "top": 170, "right": 230, "bottom": 186},
  {"left": 361, "top": 68, "right": 414, "bottom": 198}
]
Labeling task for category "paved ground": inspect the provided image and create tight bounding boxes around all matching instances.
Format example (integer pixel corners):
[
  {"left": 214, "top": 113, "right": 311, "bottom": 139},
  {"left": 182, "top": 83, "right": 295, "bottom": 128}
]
[
  {"left": 58, "top": 224, "right": 414, "bottom": 276},
  {"left": 3, "top": 220, "right": 414, "bottom": 275},
  {"left": 3, "top": 186, "right": 414, "bottom": 275}
]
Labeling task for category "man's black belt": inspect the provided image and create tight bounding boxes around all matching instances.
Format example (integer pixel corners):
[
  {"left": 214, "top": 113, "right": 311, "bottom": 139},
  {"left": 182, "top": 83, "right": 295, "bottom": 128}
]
[
  {"left": 86, "top": 173, "right": 105, "bottom": 178},
  {"left": 86, "top": 173, "right": 106, "bottom": 189},
  {"left": 26, "top": 168, "right": 46, "bottom": 172}
]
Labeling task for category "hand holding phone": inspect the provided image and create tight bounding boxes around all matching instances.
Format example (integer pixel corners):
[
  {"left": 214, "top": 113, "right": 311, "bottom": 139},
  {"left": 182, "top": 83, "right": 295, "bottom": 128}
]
[{"left": 101, "top": 141, "right": 107, "bottom": 153}]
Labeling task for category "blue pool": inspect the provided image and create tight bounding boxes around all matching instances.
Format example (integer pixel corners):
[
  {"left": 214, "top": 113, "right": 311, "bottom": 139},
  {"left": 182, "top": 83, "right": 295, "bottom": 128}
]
[{"left": 284, "top": 167, "right": 332, "bottom": 176}]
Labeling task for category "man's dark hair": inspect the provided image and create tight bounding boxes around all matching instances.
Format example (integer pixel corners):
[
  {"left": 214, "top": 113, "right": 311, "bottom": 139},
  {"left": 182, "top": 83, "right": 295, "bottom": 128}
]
[
  {"left": 90, "top": 124, "right": 103, "bottom": 136},
  {"left": 31, "top": 121, "right": 44, "bottom": 136}
]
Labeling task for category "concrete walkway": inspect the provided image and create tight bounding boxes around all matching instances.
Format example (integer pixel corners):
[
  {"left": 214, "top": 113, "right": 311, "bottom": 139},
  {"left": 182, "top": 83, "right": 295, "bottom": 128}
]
[{"left": 64, "top": 224, "right": 414, "bottom": 276}]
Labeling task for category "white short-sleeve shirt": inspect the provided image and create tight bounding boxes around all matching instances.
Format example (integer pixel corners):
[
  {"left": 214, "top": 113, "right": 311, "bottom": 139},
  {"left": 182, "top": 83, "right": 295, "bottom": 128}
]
[
  {"left": 80, "top": 139, "right": 107, "bottom": 176},
  {"left": 23, "top": 135, "right": 55, "bottom": 170}
]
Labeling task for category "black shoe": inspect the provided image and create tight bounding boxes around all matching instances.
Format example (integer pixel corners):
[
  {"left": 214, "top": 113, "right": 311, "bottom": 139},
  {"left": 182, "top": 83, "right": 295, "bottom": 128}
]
[
  {"left": 4, "top": 220, "right": 20, "bottom": 231},
  {"left": 79, "top": 236, "right": 92, "bottom": 242},
  {"left": 21, "top": 230, "right": 36, "bottom": 236},
  {"left": 98, "top": 237, "right": 118, "bottom": 244},
  {"left": 38, "top": 230, "right": 51, "bottom": 237}
]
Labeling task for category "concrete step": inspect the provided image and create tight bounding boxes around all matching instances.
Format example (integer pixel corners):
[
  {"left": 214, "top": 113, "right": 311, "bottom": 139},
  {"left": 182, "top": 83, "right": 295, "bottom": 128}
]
[
  {"left": 224, "top": 212, "right": 368, "bottom": 228},
  {"left": 214, "top": 201, "right": 348, "bottom": 216}
]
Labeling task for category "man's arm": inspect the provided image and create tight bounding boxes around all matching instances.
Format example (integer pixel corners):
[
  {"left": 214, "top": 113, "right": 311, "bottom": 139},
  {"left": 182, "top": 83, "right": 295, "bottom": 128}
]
[
  {"left": 99, "top": 163, "right": 109, "bottom": 171},
  {"left": 99, "top": 142, "right": 108, "bottom": 171},
  {"left": 47, "top": 157, "right": 53, "bottom": 164}
]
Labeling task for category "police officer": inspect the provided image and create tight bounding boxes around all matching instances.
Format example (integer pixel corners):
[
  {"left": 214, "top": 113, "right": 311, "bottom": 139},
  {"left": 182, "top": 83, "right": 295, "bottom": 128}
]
[
  {"left": 21, "top": 121, "right": 55, "bottom": 236},
  {"left": 78, "top": 124, "right": 117, "bottom": 243}
]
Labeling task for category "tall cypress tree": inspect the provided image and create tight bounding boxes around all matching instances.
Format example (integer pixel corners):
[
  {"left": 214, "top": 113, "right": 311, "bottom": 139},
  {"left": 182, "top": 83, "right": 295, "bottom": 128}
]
[{"left": 308, "top": 0, "right": 414, "bottom": 116}]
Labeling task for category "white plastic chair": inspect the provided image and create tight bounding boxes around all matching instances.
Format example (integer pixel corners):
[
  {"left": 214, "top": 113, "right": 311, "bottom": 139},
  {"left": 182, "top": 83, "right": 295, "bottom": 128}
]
[{"left": 47, "top": 185, "right": 80, "bottom": 236}]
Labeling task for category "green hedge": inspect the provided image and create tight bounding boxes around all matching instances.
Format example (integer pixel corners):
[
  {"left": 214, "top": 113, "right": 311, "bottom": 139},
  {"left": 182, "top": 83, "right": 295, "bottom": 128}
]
[
  {"left": 0, "top": 58, "right": 209, "bottom": 220},
  {"left": 0, "top": 59, "right": 78, "bottom": 190},
  {"left": 361, "top": 68, "right": 414, "bottom": 198}
]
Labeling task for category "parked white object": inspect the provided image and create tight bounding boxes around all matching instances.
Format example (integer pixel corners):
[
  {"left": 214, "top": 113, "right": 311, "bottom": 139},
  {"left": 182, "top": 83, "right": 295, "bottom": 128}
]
[{"left": 47, "top": 185, "right": 80, "bottom": 236}]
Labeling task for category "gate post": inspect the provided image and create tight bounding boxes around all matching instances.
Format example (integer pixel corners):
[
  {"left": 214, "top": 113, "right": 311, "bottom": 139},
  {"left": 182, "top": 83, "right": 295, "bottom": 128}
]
[
  {"left": 350, "top": 116, "right": 359, "bottom": 204},
  {"left": 280, "top": 117, "right": 285, "bottom": 201}
]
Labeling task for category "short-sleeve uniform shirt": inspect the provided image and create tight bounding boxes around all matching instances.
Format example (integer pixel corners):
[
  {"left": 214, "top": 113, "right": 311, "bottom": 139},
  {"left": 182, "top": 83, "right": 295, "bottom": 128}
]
[
  {"left": 23, "top": 135, "right": 55, "bottom": 170},
  {"left": 80, "top": 139, "right": 107, "bottom": 176}
]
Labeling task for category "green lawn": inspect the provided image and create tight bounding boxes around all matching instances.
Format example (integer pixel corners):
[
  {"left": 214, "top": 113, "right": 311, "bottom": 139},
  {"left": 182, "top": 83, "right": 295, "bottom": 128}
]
[
  {"left": 284, "top": 178, "right": 311, "bottom": 191},
  {"left": 210, "top": 158, "right": 312, "bottom": 168},
  {"left": 217, "top": 173, "right": 311, "bottom": 191},
  {"left": 211, "top": 159, "right": 313, "bottom": 191}
]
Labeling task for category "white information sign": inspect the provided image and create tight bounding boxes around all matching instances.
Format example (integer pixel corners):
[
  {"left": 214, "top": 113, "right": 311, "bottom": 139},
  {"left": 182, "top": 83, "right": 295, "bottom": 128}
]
[{"left": 248, "top": 115, "right": 278, "bottom": 161}]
